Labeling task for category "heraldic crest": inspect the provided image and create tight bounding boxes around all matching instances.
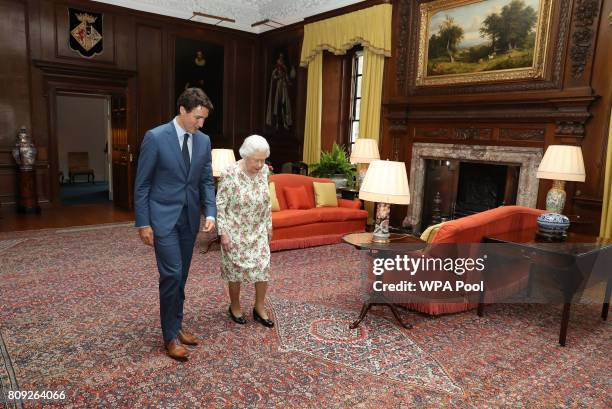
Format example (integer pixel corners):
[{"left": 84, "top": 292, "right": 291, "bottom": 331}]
[{"left": 69, "top": 8, "right": 103, "bottom": 58}]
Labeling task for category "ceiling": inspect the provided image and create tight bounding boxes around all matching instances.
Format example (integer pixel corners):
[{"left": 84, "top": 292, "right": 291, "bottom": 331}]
[{"left": 93, "top": 0, "right": 366, "bottom": 33}]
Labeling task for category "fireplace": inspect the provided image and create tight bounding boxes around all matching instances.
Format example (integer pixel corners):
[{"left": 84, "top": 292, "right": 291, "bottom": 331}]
[
  {"left": 408, "top": 143, "right": 543, "bottom": 233},
  {"left": 421, "top": 160, "right": 520, "bottom": 227}
]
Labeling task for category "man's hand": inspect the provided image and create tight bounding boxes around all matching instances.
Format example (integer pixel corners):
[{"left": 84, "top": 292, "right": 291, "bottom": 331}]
[
  {"left": 139, "top": 227, "right": 154, "bottom": 246},
  {"left": 220, "top": 234, "right": 231, "bottom": 251},
  {"left": 203, "top": 219, "right": 216, "bottom": 233}
]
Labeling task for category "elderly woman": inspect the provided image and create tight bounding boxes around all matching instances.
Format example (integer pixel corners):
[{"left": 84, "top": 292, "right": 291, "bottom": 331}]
[{"left": 216, "top": 135, "right": 274, "bottom": 327}]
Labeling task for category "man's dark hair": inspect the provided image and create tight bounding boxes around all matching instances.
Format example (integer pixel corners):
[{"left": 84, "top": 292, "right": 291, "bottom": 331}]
[{"left": 176, "top": 88, "right": 214, "bottom": 113}]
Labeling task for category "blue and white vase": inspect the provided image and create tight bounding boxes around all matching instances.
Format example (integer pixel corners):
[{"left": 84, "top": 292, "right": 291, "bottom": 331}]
[{"left": 537, "top": 212, "right": 570, "bottom": 235}]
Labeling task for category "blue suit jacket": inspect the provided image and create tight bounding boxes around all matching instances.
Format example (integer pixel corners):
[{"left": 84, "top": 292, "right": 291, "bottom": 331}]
[{"left": 134, "top": 121, "right": 216, "bottom": 238}]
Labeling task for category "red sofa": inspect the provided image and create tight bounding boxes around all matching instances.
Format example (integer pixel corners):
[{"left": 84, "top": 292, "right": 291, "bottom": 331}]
[
  {"left": 269, "top": 174, "right": 368, "bottom": 251},
  {"left": 393, "top": 205, "right": 545, "bottom": 315}
]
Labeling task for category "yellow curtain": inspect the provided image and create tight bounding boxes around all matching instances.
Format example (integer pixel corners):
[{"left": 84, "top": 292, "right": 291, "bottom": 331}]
[
  {"left": 300, "top": 3, "right": 392, "bottom": 163},
  {"left": 299, "top": 4, "right": 392, "bottom": 67},
  {"left": 357, "top": 49, "right": 386, "bottom": 224},
  {"left": 600, "top": 107, "right": 612, "bottom": 239},
  {"left": 303, "top": 52, "right": 322, "bottom": 165},
  {"left": 360, "top": 49, "right": 385, "bottom": 142}
]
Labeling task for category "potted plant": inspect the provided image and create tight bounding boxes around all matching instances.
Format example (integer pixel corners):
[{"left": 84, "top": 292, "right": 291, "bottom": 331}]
[{"left": 309, "top": 143, "right": 356, "bottom": 188}]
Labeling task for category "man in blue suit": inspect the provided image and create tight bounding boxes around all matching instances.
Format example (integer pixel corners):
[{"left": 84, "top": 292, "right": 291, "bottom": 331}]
[{"left": 134, "top": 88, "right": 216, "bottom": 361}]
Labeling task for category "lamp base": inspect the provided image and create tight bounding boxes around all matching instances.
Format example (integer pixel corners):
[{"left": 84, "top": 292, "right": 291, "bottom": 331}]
[
  {"left": 372, "top": 202, "right": 391, "bottom": 243},
  {"left": 545, "top": 180, "right": 566, "bottom": 213}
]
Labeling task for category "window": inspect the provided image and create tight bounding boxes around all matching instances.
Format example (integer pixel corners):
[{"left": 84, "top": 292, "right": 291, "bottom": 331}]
[{"left": 348, "top": 50, "right": 363, "bottom": 147}]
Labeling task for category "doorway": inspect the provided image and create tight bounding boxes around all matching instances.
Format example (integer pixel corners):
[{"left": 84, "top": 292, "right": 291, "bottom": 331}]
[{"left": 56, "top": 93, "right": 112, "bottom": 205}]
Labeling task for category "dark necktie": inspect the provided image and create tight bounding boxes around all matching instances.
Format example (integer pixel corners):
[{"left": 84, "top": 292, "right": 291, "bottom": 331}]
[{"left": 182, "top": 133, "right": 190, "bottom": 170}]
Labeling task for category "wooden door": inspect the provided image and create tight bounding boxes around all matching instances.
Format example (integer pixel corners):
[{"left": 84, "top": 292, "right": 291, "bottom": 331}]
[{"left": 110, "top": 94, "right": 133, "bottom": 209}]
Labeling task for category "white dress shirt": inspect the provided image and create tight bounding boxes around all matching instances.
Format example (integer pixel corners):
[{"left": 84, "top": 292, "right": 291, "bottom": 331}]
[{"left": 173, "top": 117, "right": 192, "bottom": 160}]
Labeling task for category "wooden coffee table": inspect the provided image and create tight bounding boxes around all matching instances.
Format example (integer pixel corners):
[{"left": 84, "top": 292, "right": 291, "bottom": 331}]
[{"left": 342, "top": 232, "right": 426, "bottom": 329}]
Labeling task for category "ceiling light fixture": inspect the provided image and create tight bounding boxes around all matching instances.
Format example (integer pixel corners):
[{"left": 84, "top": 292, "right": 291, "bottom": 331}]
[
  {"left": 251, "top": 18, "right": 284, "bottom": 28},
  {"left": 189, "top": 11, "right": 235, "bottom": 25}
]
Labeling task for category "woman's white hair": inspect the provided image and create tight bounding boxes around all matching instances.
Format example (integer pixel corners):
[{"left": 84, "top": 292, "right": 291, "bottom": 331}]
[{"left": 239, "top": 134, "right": 270, "bottom": 159}]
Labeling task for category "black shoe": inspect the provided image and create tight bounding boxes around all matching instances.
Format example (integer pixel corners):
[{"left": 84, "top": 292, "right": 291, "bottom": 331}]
[
  {"left": 253, "top": 308, "right": 274, "bottom": 328},
  {"left": 229, "top": 306, "right": 247, "bottom": 324}
]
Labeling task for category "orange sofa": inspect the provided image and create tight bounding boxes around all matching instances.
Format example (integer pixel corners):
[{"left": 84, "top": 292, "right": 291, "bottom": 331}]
[
  {"left": 269, "top": 174, "right": 368, "bottom": 251},
  {"left": 393, "top": 205, "right": 545, "bottom": 315}
]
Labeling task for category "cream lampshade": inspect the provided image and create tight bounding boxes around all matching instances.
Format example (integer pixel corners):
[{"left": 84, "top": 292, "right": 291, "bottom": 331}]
[
  {"left": 359, "top": 160, "right": 411, "bottom": 243},
  {"left": 350, "top": 138, "right": 380, "bottom": 190},
  {"left": 536, "top": 145, "right": 585, "bottom": 214},
  {"left": 350, "top": 138, "right": 380, "bottom": 164},
  {"left": 211, "top": 148, "right": 236, "bottom": 177}
]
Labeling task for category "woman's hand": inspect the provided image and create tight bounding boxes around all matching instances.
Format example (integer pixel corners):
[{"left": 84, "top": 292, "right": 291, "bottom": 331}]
[{"left": 220, "top": 234, "right": 231, "bottom": 251}]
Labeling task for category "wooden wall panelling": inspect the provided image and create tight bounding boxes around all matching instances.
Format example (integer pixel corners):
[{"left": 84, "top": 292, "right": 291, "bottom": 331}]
[
  {"left": 136, "top": 24, "right": 163, "bottom": 144},
  {"left": 231, "top": 39, "right": 257, "bottom": 150},
  {"left": 0, "top": 152, "right": 18, "bottom": 205},
  {"left": 0, "top": 0, "right": 33, "bottom": 207},
  {"left": 0, "top": 0, "right": 32, "bottom": 148},
  {"left": 388, "top": 0, "right": 412, "bottom": 99},
  {"left": 321, "top": 52, "right": 344, "bottom": 152},
  {"left": 221, "top": 35, "right": 232, "bottom": 147},
  {"left": 564, "top": 0, "right": 603, "bottom": 86}
]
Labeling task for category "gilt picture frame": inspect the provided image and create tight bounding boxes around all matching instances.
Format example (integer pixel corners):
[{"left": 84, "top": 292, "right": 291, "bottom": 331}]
[{"left": 415, "top": 0, "right": 554, "bottom": 87}]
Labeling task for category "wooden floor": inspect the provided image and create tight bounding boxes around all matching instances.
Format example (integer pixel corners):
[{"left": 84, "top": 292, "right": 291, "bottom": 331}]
[{"left": 0, "top": 203, "right": 134, "bottom": 233}]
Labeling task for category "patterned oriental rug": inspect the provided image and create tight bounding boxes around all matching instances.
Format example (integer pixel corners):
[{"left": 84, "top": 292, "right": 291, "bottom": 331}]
[{"left": 0, "top": 225, "right": 610, "bottom": 407}]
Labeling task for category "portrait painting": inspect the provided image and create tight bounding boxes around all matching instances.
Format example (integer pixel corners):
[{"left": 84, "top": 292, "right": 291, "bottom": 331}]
[
  {"left": 416, "top": 0, "right": 553, "bottom": 86},
  {"left": 265, "top": 44, "right": 299, "bottom": 132},
  {"left": 175, "top": 37, "right": 224, "bottom": 136}
]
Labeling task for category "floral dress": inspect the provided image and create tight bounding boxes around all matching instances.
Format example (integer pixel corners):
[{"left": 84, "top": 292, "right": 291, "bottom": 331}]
[{"left": 216, "top": 161, "right": 272, "bottom": 283}]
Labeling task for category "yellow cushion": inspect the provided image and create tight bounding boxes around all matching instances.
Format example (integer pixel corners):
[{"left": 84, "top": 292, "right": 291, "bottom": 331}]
[
  {"left": 312, "top": 182, "right": 338, "bottom": 208},
  {"left": 269, "top": 182, "right": 280, "bottom": 212},
  {"left": 419, "top": 222, "right": 444, "bottom": 243}
]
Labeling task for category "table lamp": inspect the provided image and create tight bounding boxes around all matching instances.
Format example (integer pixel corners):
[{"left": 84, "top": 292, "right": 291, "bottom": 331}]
[
  {"left": 350, "top": 138, "right": 380, "bottom": 190},
  {"left": 201, "top": 149, "right": 236, "bottom": 254},
  {"left": 359, "top": 160, "right": 411, "bottom": 243},
  {"left": 211, "top": 148, "right": 236, "bottom": 177},
  {"left": 536, "top": 145, "right": 585, "bottom": 214}
]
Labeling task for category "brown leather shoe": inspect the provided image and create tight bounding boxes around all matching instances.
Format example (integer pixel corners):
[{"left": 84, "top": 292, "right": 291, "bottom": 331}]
[
  {"left": 165, "top": 339, "right": 189, "bottom": 361},
  {"left": 178, "top": 329, "right": 200, "bottom": 346}
]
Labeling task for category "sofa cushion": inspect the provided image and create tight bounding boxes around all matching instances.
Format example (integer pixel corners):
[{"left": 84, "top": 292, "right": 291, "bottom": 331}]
[
  {"left": 315, "top": 207, "right": 368, "bottom": 222},
  {"left": 272, "top": 209, "right": 321, "bottom": 228},
  {"left": 269, "top": 182, "right": 280, "bottom": 212},
  {"left": 338, "top": 198, "right": 361, "bottom": 209},
  {"left": 420, "top": 222, "right": 445, "bottom": 243},
  {"left": 269, "top": 174, "right": 332, "bottom": 209},
  {"left": 313, "top": 182, "right": 338, "bottom": 208},
  {"left": 284, "top": 185, "right": 312, "bottom": 209}
]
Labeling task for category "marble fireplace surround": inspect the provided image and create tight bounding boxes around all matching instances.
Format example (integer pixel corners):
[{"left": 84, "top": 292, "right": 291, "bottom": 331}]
[{"left": 408, "top": 143, "right": 544, "bottom": 232}]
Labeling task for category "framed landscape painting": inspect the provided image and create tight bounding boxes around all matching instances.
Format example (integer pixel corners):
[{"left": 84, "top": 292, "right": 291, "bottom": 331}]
[{"left": 415, "top": 0, "right": 553, "bottom": 86}]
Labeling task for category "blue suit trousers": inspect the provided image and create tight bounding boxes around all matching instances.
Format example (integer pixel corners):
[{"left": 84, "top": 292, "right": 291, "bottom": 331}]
[{"left": 154, "top": 206, "right": 197, "bottom": 343}]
